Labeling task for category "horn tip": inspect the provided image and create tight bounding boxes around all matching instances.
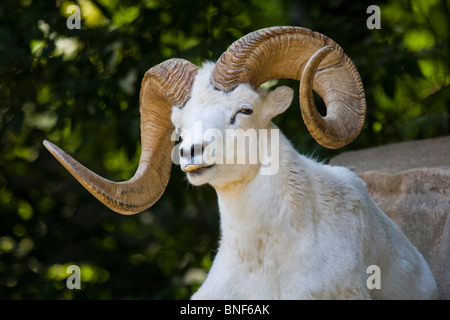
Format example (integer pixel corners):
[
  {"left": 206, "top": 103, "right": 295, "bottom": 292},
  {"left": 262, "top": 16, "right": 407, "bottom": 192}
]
[
  {"left": 43, "top": 139, "right": 55, "bottom": 153},
  {"left": 42, "top": 139, "right": 51, "bottom": 149},
  {"left": 43, "top": 140, "right": 63, "bottom": 156},
  {"left": 42, "top": 140, "right": 73, "bottom": 169}
]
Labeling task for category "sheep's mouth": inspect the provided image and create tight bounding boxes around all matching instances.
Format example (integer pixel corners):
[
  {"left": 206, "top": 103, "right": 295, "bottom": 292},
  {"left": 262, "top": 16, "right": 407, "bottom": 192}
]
[{"left": 182, "top": 164, "right": 214, "bottom": 174}]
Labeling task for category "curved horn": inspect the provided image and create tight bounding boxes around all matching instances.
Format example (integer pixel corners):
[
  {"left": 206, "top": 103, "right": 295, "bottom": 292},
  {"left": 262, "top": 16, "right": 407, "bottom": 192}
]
[
  {"left": 44, "top": 58, "right": 198, "bottom": 214},
  {"left": 212, "top": 26, "right": 366, "bottom": 149}
]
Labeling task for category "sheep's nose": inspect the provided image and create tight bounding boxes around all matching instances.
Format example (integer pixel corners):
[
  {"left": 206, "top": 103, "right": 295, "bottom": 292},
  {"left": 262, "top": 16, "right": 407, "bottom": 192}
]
[{"left": 180, "top": 143, "right": 205, "bottom": 159}]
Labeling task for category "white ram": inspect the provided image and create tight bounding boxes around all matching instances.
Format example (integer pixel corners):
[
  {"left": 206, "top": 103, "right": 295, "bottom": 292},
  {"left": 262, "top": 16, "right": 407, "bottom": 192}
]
[{"left": 44, "top": 27, "right": 437, "bottom": 299}]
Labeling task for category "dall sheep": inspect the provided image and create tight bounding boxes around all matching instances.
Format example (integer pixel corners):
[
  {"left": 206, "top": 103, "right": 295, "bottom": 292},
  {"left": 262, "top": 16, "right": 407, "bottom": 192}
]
[{"left": 44, "top": 26, "right": 437, "bottom": 299}]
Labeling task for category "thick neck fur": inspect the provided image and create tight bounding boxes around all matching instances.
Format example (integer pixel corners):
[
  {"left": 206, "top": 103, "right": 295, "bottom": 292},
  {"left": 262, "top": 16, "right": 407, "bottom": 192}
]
[{"left": 214, "top": 127, "right": 318, "bottom": 271}]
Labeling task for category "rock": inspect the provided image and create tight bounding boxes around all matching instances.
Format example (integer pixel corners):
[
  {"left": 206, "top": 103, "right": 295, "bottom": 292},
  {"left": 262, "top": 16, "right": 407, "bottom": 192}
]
[{"left": 330, "top": 136, "right": 450, "bottom": 300}]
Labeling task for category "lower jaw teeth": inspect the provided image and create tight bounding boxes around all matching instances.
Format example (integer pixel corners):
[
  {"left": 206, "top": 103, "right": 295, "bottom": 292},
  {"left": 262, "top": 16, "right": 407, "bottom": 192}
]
[{"left": 186, "top": 164, "right": 202, "bottom": 172}]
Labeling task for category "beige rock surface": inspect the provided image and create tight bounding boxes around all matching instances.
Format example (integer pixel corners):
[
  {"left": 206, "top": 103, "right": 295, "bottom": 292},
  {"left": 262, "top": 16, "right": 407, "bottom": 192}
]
[{"left": 330, "top": 136, "right": 450, "bottom": 299}]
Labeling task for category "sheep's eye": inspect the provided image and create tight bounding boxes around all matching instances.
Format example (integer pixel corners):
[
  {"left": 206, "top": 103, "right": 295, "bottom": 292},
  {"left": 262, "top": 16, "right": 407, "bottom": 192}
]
[
  {"left": 238, "top": 107, "right": 253, "bottom": 115},
  {"left": 230, "top": 106, "right": 253, "bottom": 125}
]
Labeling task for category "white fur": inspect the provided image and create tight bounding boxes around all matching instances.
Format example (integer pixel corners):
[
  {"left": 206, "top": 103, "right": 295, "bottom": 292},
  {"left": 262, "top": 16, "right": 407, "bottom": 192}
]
[{"left": 171, "top": 63, "right": 437, "bottom": 299}]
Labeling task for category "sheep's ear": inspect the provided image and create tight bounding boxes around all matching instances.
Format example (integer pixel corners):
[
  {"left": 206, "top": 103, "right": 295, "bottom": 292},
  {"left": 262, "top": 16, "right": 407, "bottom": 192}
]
[{"left": 261, "top": 86, "right": 294, "bottom": 122}]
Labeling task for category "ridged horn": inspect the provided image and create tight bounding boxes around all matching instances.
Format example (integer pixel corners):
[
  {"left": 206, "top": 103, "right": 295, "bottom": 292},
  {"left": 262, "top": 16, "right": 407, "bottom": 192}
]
[
  {"left": 212, "top": 26, "right": 366, "bottom": 149},
  {"left": 44, "top": 58, "right": 198, "bottom": 214}
]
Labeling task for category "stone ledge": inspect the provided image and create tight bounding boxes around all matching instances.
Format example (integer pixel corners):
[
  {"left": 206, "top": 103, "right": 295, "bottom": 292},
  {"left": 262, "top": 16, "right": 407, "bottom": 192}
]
[{"left": 330, "top": 136, "right": 450, "bottom": 300}]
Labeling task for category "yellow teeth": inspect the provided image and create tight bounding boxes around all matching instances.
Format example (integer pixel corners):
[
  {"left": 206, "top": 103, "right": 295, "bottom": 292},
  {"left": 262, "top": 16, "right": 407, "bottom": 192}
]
[{"left": 184, "top": 164, "right": 203, "bottom": 172}]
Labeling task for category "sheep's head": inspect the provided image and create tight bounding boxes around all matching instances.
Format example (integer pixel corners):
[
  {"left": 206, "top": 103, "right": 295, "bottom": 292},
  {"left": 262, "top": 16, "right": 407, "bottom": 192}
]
[
  {"left": 44, "top": 26, "right": 366, "bottom": 214},
  {"left": 171, "top": 62, "right": 295, "bottom": 187}
]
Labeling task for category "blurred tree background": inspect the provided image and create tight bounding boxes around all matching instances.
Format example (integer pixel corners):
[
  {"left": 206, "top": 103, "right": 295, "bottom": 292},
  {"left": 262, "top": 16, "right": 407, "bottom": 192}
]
[{"left": 0, "top": 0, "right": 448, "bottom": 299}]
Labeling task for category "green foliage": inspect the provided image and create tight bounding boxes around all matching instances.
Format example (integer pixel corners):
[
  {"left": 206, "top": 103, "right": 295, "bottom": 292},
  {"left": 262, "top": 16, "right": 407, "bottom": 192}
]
[{"left": 0, "top": 0, "right": 448, "bottom": 299}]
